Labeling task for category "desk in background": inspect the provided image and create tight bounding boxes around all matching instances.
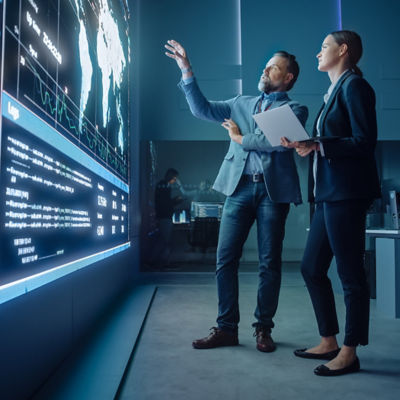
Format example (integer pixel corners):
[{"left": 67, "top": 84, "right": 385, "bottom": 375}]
[{"left": 366, "top": 229, "right": 400, "bottom": 318}]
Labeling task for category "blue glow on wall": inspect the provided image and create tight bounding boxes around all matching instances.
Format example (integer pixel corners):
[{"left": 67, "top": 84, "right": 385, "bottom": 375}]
[{"left": 337, "top": 0, "right": 343, "bottom": 29}]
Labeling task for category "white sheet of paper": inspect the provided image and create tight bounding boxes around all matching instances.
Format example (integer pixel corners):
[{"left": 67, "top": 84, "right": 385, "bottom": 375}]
[{"left": 252, "top": 104, "right": 309, "bottom": 146}]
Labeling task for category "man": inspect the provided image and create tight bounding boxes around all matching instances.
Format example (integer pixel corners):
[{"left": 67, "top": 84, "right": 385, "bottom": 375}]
[
  {"left": 154, "top": 168, "right": 182, "bottom": 268},
  {"left": 165, "top": 40, "right": 308, "bottom": 352}
]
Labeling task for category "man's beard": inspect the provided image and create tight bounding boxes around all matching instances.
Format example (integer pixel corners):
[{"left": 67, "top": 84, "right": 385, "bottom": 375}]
[{"left": 258, "top": 77, "right": 280, "bottom": 93}]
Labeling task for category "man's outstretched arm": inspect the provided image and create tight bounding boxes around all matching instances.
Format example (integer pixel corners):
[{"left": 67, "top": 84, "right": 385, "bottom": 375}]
[{"left": 165, "top": 39, "right": 231, "bottom": 123}]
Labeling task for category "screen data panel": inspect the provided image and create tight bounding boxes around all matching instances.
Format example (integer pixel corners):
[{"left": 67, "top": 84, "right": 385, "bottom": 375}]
[{"left": 0, "top": 0, "right": 131, "bottom": 286}]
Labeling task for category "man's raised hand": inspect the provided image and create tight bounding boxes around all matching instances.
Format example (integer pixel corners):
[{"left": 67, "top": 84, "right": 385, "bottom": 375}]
[{"left": 165, "top": 40, "right": 191, "bottom": 71}]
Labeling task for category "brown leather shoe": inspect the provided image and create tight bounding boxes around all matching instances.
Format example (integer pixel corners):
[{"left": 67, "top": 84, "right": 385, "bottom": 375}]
[
  {"left": 254, "top": 328, "right": 276, "bottom": 352},
  {"left": 192, "top": 327, "right": 239, "bottom": 349}
]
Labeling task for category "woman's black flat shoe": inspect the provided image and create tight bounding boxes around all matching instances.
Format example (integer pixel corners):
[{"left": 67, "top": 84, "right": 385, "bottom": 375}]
[
  {"left": 314, "top": 357, "right": 360, "bottom": 376},
  {"left": 294, "top": 348, "right": 340, "bottom": 360}
]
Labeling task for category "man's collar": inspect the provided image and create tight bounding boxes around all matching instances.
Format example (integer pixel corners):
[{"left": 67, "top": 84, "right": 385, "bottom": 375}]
[{"left": 261, "top": 91, "right": 288, "bottom": 102}]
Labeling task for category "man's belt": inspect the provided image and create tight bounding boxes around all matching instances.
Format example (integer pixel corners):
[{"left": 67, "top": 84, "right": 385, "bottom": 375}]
[{"left": 241, "top": 173, "right": 264, "bottom": 183}]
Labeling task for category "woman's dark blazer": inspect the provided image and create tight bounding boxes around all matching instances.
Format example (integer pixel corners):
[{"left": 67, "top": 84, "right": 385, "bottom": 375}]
[{"left": 309, "top": 70, "right": 381, "bottom": 202}]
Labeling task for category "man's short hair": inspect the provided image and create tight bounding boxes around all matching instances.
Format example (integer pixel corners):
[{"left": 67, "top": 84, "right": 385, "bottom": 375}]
[
  {"left": 273, "top": 51, "right": 299, "bottom": 91},
  {"left": 165, "top": 168, "right": 178, "bottom": 182}
]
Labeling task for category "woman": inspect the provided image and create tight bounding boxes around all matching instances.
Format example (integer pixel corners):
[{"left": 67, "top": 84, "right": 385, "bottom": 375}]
[{"left": 281, "top": 30, "right": 380, "bottom": 376}]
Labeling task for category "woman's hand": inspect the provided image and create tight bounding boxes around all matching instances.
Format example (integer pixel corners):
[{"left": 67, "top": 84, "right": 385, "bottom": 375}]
[
  {"left": 280, "top": 137, "right": 319, "bottom": 157},
  {"left": 222, "top": 119, "right": 242, "bottom": 144}
]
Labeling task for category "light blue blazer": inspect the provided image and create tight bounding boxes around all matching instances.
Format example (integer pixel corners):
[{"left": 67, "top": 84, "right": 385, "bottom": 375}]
[{"left": 178, "top": 79, "right": 308, "bottom": 205}]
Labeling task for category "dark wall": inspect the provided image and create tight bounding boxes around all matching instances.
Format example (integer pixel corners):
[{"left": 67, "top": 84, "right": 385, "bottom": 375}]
[
  {"left": 342, "top": 0, "right": 400, "bottom": 140},
  {"left": 138, "top": 0, "right": 242, "bottom": 141},
  {"left": 137, "top": 0, "right": 400, "bottom": 262},
  {"left": 137, "top": 0, "right": 341, "bottom": 141}
]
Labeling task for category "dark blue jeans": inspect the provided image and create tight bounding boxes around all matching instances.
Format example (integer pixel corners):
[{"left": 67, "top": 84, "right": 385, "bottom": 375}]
[
  {"left": 216, "top": 179, "right": 289, "bottom": 334},
  {"left": 301, "top": 200, "right": 371, "bottom": 346}
]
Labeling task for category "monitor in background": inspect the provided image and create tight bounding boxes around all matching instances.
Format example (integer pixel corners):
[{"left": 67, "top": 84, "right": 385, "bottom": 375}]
[{"left": 191, "top": 202, "right": 224, "bottom": 220}]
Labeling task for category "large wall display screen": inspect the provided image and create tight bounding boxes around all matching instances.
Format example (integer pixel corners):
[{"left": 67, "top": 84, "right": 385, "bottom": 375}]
[{"left": 0, "top": 0, "right": 131, "bottom": 291}]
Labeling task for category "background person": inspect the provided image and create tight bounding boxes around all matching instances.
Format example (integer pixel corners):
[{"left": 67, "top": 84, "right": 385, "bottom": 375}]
[{"left": 154, "top": 168, "right": 183, "bottom": 269}]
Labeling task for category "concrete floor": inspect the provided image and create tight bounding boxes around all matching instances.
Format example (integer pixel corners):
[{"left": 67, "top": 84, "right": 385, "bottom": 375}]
[{"left": 119, "top": 266, "right": 400, "bottom": 400}]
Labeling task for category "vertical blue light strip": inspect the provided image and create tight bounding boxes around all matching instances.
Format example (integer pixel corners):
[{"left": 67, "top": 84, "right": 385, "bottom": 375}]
[
  {"left": 236, "top": 0, "right": 242, "bottom": 94},
  {"left": 337, "top": 0, "right": 343, "bottom": 30}
]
